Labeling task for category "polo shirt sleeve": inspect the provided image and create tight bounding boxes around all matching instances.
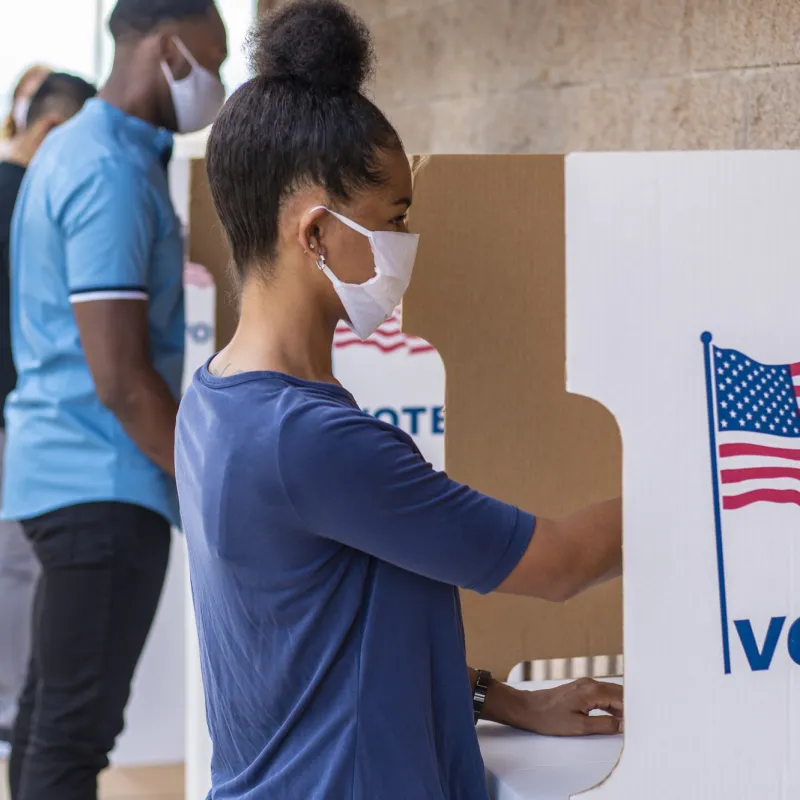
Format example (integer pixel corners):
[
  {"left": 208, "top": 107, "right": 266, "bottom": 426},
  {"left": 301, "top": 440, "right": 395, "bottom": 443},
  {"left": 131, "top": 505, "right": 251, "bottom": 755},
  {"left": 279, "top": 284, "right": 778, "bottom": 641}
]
[
  {"left": 61, "top": 161, "right": 155, "bottom": 304},
  {"left": 278, "top": 403, "right": 535, "bottom": 594}
]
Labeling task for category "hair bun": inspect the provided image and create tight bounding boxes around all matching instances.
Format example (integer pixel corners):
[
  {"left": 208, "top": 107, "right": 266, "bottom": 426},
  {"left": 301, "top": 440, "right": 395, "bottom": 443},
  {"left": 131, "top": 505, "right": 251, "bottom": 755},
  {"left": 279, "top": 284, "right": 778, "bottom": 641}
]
[{"left": 250, "top": 0, "right": 375, "bottom": 93}]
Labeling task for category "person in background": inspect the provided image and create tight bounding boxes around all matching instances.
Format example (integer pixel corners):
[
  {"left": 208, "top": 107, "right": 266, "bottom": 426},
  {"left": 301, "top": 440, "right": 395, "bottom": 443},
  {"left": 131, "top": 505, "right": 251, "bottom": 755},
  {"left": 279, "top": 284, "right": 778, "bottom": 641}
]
[
  {"left": 178, "top": 2, "right": 622, "bottom": 799},
  {"left": 0, "top": 72, "right": 96, "bottom": 746},
  {"left": 0, "top": 66, "right": 52, "bottom": 160},
  {"left": 3, "top": 0, "right": 227, "bottom": 797}
]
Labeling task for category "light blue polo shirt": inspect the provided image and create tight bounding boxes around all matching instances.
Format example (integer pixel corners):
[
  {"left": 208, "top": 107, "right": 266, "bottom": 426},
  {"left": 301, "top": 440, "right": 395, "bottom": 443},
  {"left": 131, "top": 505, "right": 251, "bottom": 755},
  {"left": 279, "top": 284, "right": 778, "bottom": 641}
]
[{"left": 2, "top": 98, "right": 184, "bottom": 526}]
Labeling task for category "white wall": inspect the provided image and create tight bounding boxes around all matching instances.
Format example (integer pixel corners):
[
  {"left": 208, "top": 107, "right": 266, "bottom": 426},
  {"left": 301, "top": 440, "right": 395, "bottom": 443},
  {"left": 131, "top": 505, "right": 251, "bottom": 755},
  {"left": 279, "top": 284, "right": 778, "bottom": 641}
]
[{"left": 1, "top": 0, "right": 255, "bottom": 102}]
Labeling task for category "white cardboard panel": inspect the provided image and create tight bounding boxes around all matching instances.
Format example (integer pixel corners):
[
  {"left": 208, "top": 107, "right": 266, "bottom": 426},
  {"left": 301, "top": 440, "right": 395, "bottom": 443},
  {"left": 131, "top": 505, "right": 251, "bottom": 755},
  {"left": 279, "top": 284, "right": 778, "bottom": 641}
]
[
  {"left": 332, "top": 309, "right": 445, "bottom": 470},
  {"left": 566, "top": 152, "right": 800, "bottom": 799},
  {"left": 183, "top": 278, "right": 217, "bottom": 795}
]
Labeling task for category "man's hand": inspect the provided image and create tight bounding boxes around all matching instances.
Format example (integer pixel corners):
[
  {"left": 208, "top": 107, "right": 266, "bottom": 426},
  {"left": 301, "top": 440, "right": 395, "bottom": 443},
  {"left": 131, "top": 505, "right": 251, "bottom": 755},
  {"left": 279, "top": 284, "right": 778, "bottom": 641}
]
[
  {"left": 6, "top": 113, "right": 63, "bottom": 167},
  {"left": 484, "top": 678, "right": 623, "bottom": 737}
]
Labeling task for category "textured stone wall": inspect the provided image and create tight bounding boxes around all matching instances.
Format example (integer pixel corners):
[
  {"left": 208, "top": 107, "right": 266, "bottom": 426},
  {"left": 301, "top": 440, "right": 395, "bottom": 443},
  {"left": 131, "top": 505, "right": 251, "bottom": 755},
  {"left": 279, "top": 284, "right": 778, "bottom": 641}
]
[{"left": 260, "top": 0, "right": 800, "bottom": 153}]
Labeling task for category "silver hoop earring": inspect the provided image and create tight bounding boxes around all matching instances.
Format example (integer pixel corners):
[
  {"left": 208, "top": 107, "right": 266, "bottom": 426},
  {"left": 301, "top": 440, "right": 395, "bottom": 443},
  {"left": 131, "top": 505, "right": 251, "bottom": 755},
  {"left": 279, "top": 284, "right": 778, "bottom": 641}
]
[{"left": 316, "top": 253, "right": 327, "bottom": 271}]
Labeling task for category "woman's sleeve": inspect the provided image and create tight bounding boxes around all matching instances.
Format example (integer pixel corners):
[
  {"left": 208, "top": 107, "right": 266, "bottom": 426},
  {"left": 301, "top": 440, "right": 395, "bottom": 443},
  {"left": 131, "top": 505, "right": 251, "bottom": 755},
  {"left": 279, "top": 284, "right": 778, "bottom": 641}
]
[{"left": 278, "top": 403, "right": 535, "bottom": 594}]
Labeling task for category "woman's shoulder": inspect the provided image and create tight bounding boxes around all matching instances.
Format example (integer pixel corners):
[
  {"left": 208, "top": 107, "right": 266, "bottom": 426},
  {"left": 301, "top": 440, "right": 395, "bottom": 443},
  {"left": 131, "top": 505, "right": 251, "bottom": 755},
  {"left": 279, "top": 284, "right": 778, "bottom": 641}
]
[{"left": 181, "top": 366, "right": 371, "bottom": 444}]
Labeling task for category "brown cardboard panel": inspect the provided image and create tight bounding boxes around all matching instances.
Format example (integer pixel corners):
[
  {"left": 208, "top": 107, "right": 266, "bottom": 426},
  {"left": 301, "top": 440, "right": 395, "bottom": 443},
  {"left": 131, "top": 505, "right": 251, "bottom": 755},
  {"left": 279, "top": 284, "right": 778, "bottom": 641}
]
[
  {"left": 404, "top": 155, "right": 623, "bottom": 678},
  {"left": 188, "top": 160, "right": 238, "bottom": 348}
]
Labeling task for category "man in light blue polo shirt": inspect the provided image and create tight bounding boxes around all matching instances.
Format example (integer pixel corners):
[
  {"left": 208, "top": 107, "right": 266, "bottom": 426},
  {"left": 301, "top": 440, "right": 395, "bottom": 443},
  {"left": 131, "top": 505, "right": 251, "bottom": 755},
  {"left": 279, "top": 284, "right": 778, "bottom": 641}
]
[{"left": 3, "top": 1, "right": 227, "bottom": 797}]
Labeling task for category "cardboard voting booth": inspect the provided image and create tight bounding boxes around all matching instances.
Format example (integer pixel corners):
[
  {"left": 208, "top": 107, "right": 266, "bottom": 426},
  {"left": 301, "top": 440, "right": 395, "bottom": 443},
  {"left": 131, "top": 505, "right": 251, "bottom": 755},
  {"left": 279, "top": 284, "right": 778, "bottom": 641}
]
[
  {"left": 403, "top": 156, "right": 623, "bottom": 680},
  {"left": 179, "top": 152, "right": 625, "bottom": 797},
  {"left": 183, "top": 153, "right": 624, "bottom": 681},
  {"left": 176, "top": 146, "right": 800, "bottom": 798},
  {"left": 176, "top": 148, "right": 800, "bottom": 799},
  {"left": 566, "top": 151, "right": 800, "bottom": 799}
]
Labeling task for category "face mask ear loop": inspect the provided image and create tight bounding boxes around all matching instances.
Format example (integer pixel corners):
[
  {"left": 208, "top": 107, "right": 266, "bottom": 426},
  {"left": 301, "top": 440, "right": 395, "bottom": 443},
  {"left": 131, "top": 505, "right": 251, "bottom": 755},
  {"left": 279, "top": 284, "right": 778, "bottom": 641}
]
[
  {"left": 308, "top": 206, "right": 373, "bottom": 239},
  {"left": 172, "top": 37, "right": 200, "bottom": 71}
]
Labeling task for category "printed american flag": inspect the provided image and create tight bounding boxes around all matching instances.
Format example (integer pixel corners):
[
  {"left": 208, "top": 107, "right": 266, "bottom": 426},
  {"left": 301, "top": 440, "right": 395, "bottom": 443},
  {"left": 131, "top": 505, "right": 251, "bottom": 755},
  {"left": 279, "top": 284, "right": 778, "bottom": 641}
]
[
  {"left": 713, "top": 346, "right": 800, "bottom": 511},
  {"left": 333, "top": 307, "right": 436, "bottom": 356}
]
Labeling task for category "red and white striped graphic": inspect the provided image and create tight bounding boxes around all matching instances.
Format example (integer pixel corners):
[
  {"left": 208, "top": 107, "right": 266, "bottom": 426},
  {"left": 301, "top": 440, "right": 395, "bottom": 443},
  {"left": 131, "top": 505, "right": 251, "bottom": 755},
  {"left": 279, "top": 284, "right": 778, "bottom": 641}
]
[
  {"left": 719, "top": 436, "right": 800, "bottom": 510},
  {"left": 714, "top": 348, "right": 800, "bottom": 511},
  {"left": 333, "top": 307, "right": 436, "bottom": 356}
]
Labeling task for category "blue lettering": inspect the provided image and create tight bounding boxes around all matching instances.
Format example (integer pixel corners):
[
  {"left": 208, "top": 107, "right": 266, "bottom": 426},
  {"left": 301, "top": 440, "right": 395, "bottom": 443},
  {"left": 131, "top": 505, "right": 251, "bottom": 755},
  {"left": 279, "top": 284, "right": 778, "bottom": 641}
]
[
  {"left": 734, "top": 617, "right": 786, "bottom": 672},
  {"left": 402, "top": 407, "right": 426, "bottom": 436},
  {"left": 362, "top": 406, "right": 445, "bottom": 436},
  {"left": 432, "top": 406, "right": 445, "bottom": 435},
  {"left": 373, "top": 408, "right": 399, "bottom": 427},
  {"left": 187, "top": 322, "right": 214, "bottom": 345},
  {"left": 788, "top": 618, "right": 800, "bottom": 665}
]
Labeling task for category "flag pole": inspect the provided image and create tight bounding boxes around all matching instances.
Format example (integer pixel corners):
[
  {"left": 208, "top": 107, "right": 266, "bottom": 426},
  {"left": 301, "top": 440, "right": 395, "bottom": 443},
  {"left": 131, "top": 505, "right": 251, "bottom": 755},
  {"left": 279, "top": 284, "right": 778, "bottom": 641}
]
[{"left": 702, "top": 331, "right": 732, "bottom": 675}]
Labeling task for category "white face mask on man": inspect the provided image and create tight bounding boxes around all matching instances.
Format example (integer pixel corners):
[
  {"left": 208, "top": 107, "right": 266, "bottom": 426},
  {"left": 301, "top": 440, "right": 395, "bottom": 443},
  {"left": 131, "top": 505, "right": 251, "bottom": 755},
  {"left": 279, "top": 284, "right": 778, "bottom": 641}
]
[
  {"left": 310, "top": 206, "right": 420, "bottom": 341},
  {"left": 161, "top": 37, "right": 226, "bottom": 134}
]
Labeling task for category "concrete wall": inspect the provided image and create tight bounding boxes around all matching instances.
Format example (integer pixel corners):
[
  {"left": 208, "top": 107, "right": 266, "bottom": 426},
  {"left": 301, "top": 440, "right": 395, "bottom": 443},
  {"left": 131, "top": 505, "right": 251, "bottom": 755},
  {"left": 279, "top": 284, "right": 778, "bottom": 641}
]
[{"left": 260, "top": 0, "right": 800, "bottom": 153}]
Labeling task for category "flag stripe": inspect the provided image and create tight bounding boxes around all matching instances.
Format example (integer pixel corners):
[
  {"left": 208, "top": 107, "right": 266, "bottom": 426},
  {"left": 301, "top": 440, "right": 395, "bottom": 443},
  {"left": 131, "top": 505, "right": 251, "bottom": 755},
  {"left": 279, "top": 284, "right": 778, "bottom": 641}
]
[
  {"left": 332, "top": 309, "right": 435, "bottom": 356},
  {"left": 721, "top": 466, "right": 800, "bottom": 484},
  {"left": 722, "top": 488, "right": 800, "bottom": 510},
  {"left": 719, "top": 454, "right": 800, "bottom": 471},
  {"left": 717, "top": 430, "right": 800, "bottom": 446},
  {"left": 334, "top": 339, "right": 407, "bottom": 354},
  {"left": 360, "top": 327, "right": 402, "bottom": 341},
  {"left": 714, "top": 346, "right": 800, "bottom": 514},
  {"left": 721, "top": 476, "right": 800, "bottom": 493},
  {"left": 718, "top": 442, "right": 800, "bottom": 462}
]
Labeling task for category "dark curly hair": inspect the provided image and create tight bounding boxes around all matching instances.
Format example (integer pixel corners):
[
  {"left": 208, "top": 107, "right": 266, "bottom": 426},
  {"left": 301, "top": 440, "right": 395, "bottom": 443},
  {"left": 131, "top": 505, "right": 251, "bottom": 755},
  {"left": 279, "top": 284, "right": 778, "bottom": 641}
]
[{"left": 205, "top": 0, "right": 403, "bottom": 281}]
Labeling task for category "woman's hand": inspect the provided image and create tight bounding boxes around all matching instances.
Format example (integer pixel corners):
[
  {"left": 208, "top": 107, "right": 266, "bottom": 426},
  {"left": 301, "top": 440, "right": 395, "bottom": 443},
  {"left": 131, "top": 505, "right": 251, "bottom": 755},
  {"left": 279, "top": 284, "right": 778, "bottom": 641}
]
[{"left": 485, "top": 677, "right": 623, "bottom": 736}]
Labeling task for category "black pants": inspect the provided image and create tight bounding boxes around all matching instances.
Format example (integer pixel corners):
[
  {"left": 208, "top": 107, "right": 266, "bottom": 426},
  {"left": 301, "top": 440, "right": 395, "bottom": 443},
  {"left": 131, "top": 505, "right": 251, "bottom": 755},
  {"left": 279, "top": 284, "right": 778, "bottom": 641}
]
[{"left": 9, "top": 502, "right": 170, "bottom": 800}]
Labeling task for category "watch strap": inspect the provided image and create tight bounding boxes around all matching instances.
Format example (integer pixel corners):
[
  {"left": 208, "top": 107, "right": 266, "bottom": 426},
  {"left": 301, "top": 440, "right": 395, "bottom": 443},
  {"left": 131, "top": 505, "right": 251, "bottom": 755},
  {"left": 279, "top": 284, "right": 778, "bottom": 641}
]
[{"left": 473, "top": 669, "right": 492, "bottom": 725}]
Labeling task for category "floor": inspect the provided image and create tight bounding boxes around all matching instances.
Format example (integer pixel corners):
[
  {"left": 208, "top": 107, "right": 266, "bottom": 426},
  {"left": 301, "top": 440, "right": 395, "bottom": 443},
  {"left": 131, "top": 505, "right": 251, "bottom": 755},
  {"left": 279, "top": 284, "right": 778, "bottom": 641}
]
[{"left": 0, "top": 760, "right": 184, "bottom": 800}]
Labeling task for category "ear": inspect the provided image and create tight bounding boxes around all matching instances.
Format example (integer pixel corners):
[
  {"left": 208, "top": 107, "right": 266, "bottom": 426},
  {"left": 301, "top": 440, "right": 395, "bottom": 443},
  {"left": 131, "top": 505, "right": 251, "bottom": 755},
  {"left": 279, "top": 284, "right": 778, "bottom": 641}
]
[
  {"left": 156, "top": 29, "right": 174, "bottom": 58},
  {"left": 298, "top": 206, "right": 330, "bottom": 262},
  {"left": 158, "top": 31, "right": 189, "bottom": 80}
]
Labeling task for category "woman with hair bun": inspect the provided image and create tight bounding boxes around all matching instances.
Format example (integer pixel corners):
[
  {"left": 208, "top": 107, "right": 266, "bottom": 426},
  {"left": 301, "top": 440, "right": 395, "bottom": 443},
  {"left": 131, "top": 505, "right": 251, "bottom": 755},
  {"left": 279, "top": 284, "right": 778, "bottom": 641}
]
[{"left": 176, "top": 1, "right": 623, "bottom": 797}]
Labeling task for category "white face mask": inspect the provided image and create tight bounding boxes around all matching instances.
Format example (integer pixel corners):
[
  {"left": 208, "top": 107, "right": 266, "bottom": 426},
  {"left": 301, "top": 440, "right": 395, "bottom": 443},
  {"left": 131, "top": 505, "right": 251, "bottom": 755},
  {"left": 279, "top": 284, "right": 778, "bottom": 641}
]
[
  {"left": 12, "top": 97, "right": 30, "bottom": 132},
  {"left": 161, "top": 37, "right": 226, "bottom": 134},
  {"left": 310, "top": 206, "right": 420, "bottom": 341}
]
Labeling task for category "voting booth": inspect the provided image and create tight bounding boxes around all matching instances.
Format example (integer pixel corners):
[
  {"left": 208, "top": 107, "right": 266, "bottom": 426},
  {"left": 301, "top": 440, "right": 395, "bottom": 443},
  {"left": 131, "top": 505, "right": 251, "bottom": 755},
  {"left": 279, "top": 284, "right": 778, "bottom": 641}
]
[
  {"left": 177, "top": 152, "right": 623, "bottom": 799},
  {"left": 181, "top": 151, "right": 624, "bottom": 678},
  {"left": 178, "top": 150, "right": 800, "bottom": 798},
  {"left": 565, "top": 151, "right": 800, "bottom": 799},
  {"left": 403, "top": 156, "right": 623, "bottom": 681}
]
